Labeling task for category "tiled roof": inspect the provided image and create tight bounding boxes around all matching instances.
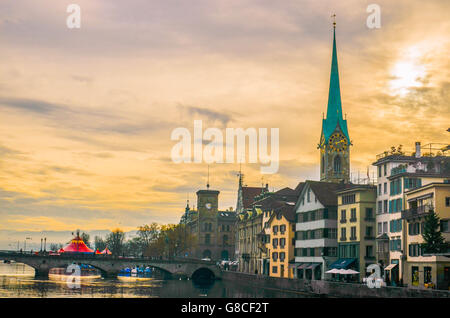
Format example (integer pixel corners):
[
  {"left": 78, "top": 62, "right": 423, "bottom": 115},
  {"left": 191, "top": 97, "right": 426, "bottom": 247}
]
[
  {"left": 306, "top": 180, "right": 353, "bottom": 206},
  {"left": 242, "top": 186, "right": 266, "bottom": 209}
]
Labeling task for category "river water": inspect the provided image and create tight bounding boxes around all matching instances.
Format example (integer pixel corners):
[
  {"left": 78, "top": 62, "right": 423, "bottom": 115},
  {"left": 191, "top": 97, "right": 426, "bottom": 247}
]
[{"left": 0, "top": 262, "right": 316, "bottom": 298}]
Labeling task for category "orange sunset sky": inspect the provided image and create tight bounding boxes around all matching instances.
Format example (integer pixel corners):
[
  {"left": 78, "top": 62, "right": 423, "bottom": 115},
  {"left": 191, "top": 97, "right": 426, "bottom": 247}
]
[{"left": 0, "top": 0, "right": 449, "bottom": 236}]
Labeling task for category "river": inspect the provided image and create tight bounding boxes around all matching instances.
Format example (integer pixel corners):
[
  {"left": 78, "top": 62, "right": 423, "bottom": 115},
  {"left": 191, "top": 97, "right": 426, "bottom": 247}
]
[{"left": 0, "top": 262, "right": 317, "bottom": 298}]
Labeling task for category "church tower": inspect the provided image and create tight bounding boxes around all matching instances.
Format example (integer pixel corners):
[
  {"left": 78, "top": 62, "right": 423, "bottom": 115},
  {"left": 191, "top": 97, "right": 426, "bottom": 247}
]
[{"left": 319, "top": 20, "right": 351, "bottom": 183}]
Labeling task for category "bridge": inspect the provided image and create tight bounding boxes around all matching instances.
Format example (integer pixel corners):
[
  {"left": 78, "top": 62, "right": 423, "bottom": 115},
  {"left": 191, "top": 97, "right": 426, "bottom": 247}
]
[{"left": 0, "top": 251, "right": 222, "bottom": 280}]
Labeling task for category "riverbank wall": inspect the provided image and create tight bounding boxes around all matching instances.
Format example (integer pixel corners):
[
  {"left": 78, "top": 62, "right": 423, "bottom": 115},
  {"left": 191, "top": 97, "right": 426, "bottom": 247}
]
[{"left": 221, "top": 271, "right": 450, "bottom": 298}]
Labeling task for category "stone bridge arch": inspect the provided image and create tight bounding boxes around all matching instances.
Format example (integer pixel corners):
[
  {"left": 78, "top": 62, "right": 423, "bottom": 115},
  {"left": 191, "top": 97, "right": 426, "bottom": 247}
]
[{"left": 0, "top": 253, "right": 222, "bottom": 279}]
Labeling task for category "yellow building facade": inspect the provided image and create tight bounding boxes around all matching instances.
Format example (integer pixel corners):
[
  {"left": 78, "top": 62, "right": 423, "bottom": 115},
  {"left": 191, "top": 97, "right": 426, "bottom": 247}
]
[
  {"left": 266, "top": 207, "right": 296, "bottom": 279},
  {"left": 403, "top": 182, "right": 450, "bottom": 290},
  {"left": 335, "top": 185, "right": 377, "bottom": 280}
]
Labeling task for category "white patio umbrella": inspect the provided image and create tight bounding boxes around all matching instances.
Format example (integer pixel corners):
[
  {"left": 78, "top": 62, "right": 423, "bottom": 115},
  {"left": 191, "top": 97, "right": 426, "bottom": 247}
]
[
  {"left": 325, "top": 268, "right": 342, "bottom": 274},
  {"left": 341, "top": 269, "right": 359, "bottom": 275}
]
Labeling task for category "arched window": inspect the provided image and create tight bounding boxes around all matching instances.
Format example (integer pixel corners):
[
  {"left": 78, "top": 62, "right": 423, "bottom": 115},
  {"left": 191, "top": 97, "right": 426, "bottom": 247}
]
[
  {"left": 334, "top": 155, "right": 341, "bottom": 173},
  {"left": 321, "top": 155, "right": 325, "bottom": 174}
]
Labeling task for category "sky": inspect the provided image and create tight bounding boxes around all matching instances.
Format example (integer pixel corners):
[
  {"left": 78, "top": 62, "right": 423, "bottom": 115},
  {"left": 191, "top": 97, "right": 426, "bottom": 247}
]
[{"left": 0, "top": 0, "right": 449, "bottom": 246}]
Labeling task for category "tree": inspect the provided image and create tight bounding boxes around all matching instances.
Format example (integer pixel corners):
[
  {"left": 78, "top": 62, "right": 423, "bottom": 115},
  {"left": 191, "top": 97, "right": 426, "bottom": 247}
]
[
  {"left": 137, "top": 223, "right": 160, "bottom": 249},
  {"left": 106, "top": 229, "right": 125, "bottom": 256},
  {"left": 81, "top": 232, "right": 91, "bottom": 248},
  {"left": 421, "top": 209, "right": 448, "bottom": 254},
  {"left": 144, "top": 223, "right": 197, "bottom": 258},
  {"left": 49, "top": 243, "right": 63, "bottom": 251},
  {"left": 94, "top": 236, "right": 107, "bottom": 251}
]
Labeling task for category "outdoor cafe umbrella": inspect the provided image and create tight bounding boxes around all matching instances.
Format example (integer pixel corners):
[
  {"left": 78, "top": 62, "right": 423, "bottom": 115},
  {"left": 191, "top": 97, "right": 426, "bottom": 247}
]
[
  {"left": 340, "top": 269, "right": 359, "bottom": 275},
  {"left": 326, "top": 268, "right": 342, "bottom": 274}
]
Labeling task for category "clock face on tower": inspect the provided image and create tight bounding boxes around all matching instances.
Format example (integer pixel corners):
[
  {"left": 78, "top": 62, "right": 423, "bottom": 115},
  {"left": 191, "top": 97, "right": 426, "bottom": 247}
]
[
  {"left": 328, "top": 132, "right": 348, "bottom": 152},
  {"left": 205, "top": 203, "right": 212, "bottom": 210}
]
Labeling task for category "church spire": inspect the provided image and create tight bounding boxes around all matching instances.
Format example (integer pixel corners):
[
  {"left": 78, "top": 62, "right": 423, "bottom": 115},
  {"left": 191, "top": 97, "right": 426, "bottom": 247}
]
[{"left": 322, "top": 19, "right": 350, "bottom": 144}]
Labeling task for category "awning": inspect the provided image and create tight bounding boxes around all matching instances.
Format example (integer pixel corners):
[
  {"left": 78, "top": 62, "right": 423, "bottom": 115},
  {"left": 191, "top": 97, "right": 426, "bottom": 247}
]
[
  {"left": 384, "top": 263, "right": 398, "bottom": 271},
  {"left": 298, "top": 263, "right": 310, "bottom": 270},
  {"left": 306, "top": 263, "right": 321, "bottom": 270},
  {"left": 329, "top": 258, "right": 357, "bottom": 269}
]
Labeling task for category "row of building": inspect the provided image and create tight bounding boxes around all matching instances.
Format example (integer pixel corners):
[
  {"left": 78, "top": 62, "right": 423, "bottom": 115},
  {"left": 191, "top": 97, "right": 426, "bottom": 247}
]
[{"left": 179, "top": 24, "right": 450, "bottom": 290}]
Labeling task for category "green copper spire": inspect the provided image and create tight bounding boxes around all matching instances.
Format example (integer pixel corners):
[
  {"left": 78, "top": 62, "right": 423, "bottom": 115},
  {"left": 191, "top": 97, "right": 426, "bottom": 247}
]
[{"left": 322, "top": 25, "right": 350, "bottom": 144}]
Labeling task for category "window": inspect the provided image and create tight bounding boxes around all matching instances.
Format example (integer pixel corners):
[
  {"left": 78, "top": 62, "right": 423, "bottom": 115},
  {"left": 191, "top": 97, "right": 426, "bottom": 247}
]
[
  {"left": 273, "top": 225, "right": 278, "bottom": 234},
  {"left": 383, "top": 200, "right": 388, "bottom": 213},
  {"left": 341, "top": 210, "right": 346, "bottom": 222},
  {"left": 378, "top": 184, "right": 382, "bottom": 195},
  {"left": 272, "top": 252, "right": 278, "bottom": 262},
  {"left": 424, "top": 267, "right": 432, "bottom": 284},
  {"left": 377, "top": 201, "right": 382, "bottom": 214},
  {"left": 366, "top": 208, "right": 373, "bottom": 219},
  {"left": 383, "top": 222, "right": 387, "bottom": 234},
  {"left": 366, "top": 226, "right": 373, "bottom": 238},
  {"left": 404, "top": 178, "right": 422, "bottom": 190},
  {"left": 334, "top": 156, "right": 341, "bottom": 173},
  {"left": 309, "top": 248, "right": 315, "bottom": 257},
  {"left": 272, "top": 238, "right": 278, "bottom": 248},
  {"left": 272, "top": 266, "right": 278, "bottom": 273},
  {"left": 280, "top": 252, "right": 285, "bottom": 261},
  {"left": 378, "top": 166, "right": 381, "bottom": 177},
  {"left": 350, "top": 208, "right": 357, "bottom": 221},
  {"left": 341, "top": 228, "right": 347, "bottom": 241},
  {"left": 205, "top": 234, "right": 210, "bottom": 245},
  {"left": 350, "top": 227, "right": 356, "bottom": 240},
  {"left": 280, "top": 225, "right": 286, "bottom": 234},
  {"left": 342, "top": 194, "right": 356, "bottom": 205},
  {"left": 441, "top": 220, "right": 449, "bottom": 233},
  {"left": 307, "top": 189, "right": 311, "bottom": 202},
  {"left": 378, "top": 222, "right": 382, "bottom": 235},
  {"left": 446, "top": 197, "right": 450, "bottom": 207},
  {"left": 383, "top": 164, "right": 387, "bottom": 176},
  {"left": 384, "top": 182, "right": 387, "bottom": 194},
  {"left": 321, "top": 156, "right": 325, "bottom": 174},
  {"left": 280, "top": 238, "right": 286, "bottom": 248},
  {"left": 366, "top": 245, "right": 373, "bottom": 257}
]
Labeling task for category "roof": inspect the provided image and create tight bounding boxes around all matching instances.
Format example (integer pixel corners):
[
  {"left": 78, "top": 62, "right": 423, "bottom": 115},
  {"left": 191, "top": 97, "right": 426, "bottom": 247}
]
[
  {"left": 322, "top": 27, "right": 350, "bottom": 144},
  {"left": 241, "top": 186, "right": 266, "bottom": 210},
  {"left": 62, "top": 235, "right": 93, "bottom": 253},
  {"left": 306, "top": 180, "right": 351, "bottom": 206},
  {"left": 267, "top": 202, "right": 296, "bottom": 223}
]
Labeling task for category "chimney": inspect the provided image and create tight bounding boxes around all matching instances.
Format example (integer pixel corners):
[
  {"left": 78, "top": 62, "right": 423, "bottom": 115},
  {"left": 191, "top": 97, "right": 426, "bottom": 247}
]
[{"left": 415, "top": 142, "right": 421, "bottom": 158}]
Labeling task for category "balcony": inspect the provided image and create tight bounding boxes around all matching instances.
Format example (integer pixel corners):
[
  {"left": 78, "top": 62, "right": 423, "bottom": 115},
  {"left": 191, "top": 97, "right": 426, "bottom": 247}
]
[
  {"left": 364, "top": 217, "right": 376, "bottom": 222},
  {"left": 350, "top": 236, "right": 357, "bottom": 241},
  {"left": 340, "top": 219, "right": 347, "bottom": 224},
  {"left": 402, "top": 204, "right": 433, "bottom": 220},
  {"left": 340, "top": 236, "right": 347, "bottom": 241},
  {"left": 350, "top": 217, "right": 357, "bottom": 223}
]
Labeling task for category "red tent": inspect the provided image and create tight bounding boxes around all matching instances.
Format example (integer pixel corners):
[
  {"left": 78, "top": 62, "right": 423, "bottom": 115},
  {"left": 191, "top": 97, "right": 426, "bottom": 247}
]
[
  {"left": 95, "top": 249, "right": 102, "bottom": 254},
  {"left": 62, "top": 235, "right": 94, "bottom": 253},
  {"left": 58, "top": 248, "right": 65, "bottom": 253},
  {"left": 101, "top": 247, "right": 112, "bottom": 255}
]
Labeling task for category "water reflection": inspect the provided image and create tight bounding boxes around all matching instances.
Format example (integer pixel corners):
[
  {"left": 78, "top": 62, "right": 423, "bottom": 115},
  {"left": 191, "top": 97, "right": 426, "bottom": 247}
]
[{"left": 0, "top": 262, "right": 318, "bottom": 298}]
